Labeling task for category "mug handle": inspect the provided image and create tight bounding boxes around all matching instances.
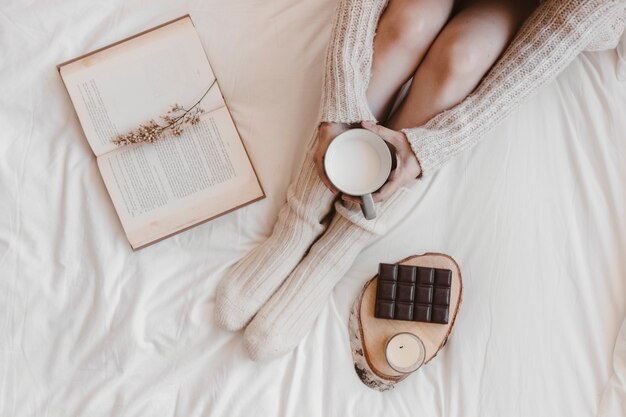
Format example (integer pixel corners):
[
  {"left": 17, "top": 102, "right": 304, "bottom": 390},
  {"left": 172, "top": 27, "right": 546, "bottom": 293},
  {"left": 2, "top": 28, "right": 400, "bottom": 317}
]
[{"left": 360, "top": 193, "right": 376, "bottom": 220}]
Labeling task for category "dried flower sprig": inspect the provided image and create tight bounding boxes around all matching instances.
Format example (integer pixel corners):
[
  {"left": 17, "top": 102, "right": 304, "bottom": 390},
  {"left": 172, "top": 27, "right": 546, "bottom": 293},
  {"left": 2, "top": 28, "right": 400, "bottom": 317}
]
[{"left": 112, "top": 78, "right": 217, "bottom": 146}]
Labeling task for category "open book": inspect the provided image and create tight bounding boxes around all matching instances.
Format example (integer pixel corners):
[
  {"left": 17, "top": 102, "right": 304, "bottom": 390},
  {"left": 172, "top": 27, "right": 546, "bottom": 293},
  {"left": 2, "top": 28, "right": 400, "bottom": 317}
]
[{"left": 58, "top": 15, "right": 264, "bottom": 250}]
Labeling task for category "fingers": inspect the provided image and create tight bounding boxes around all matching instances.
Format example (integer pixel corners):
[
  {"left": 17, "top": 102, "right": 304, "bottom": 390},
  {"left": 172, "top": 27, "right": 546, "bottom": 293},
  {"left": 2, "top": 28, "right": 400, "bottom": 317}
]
[
  {"left": 373, "top": 179, "right": 400, "bottom": 203},
  {"left": 341, "top": 194, "right": 361, "bottom": 204},
  {"left": 316, "top": 121, "right": 414, "bottom": 202},
  {"left": 314, "top": 121, "right": 355, "bottom": 194},
  {"left": 313, "top": 149, "right": 339, "bottom": 194},
  {"left": 370, "top": 165, "right": 401, "bottom": 203},
  {"left": 361, "top": 120, "right": 393, "bottom": 139},
  {"left": 361, "top": 121, "right": 408, "bottom": 151}
]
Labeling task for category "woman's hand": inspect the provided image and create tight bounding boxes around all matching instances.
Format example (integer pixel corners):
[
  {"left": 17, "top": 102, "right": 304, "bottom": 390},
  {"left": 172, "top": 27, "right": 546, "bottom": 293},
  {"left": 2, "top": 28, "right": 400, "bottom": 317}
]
[
  {"left": 313, "top": 122, "right": 351, "bottom": 194},
  {"left": 341, "top": 121, "right": 422, "bottom": 204},
  {"left": 314, "top": 121, "right": 422, "bottom": 204}
]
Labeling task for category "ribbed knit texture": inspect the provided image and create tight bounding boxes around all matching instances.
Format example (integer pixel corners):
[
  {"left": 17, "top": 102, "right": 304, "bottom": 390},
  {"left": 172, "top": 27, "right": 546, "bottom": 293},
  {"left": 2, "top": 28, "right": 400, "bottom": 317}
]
[
  {"left": 218, "top": 0, "right": 625, "bottom": 356},
  {"left": 215, "top": 142, "right": 335, "bottom": 331},
  {"left": 319, "top": 0, "right": 388, "bottom": 123},
  {"left": 320, "top": 0, "right": 626, "bottom": 176},
  {"left": 244, "top": 186, "right": 417, "bottom": 361},
  {"left": 406, "top": 0, "right": 626, "bottom": 175}
]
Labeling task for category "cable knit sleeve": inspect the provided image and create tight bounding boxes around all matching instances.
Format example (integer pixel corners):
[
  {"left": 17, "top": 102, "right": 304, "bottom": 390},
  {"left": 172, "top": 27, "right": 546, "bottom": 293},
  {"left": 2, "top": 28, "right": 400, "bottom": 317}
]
[
  {"left": 320, "top": 0, "right": 388, "bottom": 124},
  {"left": 405, "top": 0, "right": 626, "bottom": 177}
]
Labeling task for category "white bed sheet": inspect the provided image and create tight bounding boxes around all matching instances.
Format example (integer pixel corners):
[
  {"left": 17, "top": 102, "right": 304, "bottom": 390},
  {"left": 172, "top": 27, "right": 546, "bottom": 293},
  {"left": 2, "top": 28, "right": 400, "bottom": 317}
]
[{"left": 1, "top": 1, "right": 625, "bottom": 416}]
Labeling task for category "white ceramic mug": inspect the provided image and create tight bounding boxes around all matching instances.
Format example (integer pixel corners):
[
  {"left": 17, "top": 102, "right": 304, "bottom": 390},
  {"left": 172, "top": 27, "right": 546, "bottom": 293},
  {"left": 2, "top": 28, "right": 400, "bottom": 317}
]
[{"left": 324, "top": 128, "right": 393, "bottom": 220}]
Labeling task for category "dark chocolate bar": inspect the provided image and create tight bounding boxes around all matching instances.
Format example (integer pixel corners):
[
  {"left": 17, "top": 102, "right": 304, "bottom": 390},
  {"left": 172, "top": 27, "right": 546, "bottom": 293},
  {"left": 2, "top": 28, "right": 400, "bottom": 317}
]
[{"left": 374, "top": 263, "right": 452, "bottom": 324}]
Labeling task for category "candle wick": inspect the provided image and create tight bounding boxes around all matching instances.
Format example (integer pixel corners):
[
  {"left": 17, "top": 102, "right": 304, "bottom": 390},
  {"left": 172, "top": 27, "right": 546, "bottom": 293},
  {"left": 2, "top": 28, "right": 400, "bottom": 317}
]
[{"left": 399, "top": 345, "right": 403, "bottom": 349}]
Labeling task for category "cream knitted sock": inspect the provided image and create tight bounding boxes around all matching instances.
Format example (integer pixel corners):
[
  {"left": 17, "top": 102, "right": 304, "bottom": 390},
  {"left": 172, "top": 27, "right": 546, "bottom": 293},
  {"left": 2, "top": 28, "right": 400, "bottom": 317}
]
[
  {"left": 215, "top": 145, "right": 336, "bottom": 331},
  {"left": 243, "top": 186, "right": 418, "bottom": 361}
]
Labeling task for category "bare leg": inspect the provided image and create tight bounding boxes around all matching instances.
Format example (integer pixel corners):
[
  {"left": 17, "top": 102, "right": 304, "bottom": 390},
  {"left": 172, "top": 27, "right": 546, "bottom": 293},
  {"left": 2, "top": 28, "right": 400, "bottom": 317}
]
[
  {"left": 241, "top": 0, "right": 541, "bottom": 361},
  {"left": 388, "top": 0, "right": 537, "bottom": 130},
  {"left": 366, "top": 0, "right": 455, "bottom": 121},
  {"left": 315, "top": 0, "right": 455, "bottom": 189}
]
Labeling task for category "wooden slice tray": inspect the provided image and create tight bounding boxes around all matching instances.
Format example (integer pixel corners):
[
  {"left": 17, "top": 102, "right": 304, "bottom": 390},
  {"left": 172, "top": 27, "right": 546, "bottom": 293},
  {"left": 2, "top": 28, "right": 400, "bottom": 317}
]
[{"left": 349, "top": 253, "right": 463, "bottom": 391}]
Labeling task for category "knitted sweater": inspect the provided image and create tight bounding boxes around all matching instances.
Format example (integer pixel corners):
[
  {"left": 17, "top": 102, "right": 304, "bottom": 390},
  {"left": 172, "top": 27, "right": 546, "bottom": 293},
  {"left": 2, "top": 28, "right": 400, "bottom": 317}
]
[{"left": 320, "top": 0, "right": 626, "bottom": 177}]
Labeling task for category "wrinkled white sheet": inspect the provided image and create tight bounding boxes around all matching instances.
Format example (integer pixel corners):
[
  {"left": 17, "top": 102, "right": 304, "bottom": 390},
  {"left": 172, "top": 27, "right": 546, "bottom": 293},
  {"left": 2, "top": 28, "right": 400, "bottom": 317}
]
[{"left": 1, "top": 1, "right": 625, "bottom": 416}]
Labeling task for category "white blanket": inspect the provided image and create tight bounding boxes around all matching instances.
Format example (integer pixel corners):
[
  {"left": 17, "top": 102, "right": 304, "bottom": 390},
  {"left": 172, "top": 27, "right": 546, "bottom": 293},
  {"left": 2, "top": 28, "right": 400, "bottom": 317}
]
[{"left": 1, "top": 1, "right": 624, "bottom": 416}]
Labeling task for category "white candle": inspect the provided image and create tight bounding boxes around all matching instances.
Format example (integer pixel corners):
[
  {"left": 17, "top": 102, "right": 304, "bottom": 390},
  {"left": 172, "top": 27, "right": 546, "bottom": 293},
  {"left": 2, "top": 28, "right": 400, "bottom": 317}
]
[{"left": 385, "top": 333, "right": 425, "bottom": 373}]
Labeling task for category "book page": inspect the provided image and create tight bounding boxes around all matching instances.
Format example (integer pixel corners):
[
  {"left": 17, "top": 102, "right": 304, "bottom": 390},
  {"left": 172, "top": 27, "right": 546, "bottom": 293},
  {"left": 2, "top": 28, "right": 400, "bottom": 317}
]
[
  {"left": 97, "top": 107, "right": 263, "bottom": 249},
  {"left": 59, "top": 16, "right": 223, "bottom": 157}
]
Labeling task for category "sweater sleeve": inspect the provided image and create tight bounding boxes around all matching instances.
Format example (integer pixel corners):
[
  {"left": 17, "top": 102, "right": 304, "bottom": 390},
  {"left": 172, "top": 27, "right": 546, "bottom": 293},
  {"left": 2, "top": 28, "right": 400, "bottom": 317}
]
[
  {"left": 405, "top": 0, "right": 626, "bottom": 177},
  {"left": 320, "top": 0, "right": 388, "bottom": 124}
]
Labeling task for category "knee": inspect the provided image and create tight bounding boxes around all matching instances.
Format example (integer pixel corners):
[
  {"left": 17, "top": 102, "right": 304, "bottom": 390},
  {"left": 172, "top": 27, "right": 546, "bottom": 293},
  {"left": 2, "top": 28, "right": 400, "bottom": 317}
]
[
  {"left": 378, "top": 4, "right": 448, "bottom": 53},
  {"left": 437, "top": 33, "right": 483, "bottom": 79},
  {"left": 424, "top": 31, "right": 487, "bottom": 91}
]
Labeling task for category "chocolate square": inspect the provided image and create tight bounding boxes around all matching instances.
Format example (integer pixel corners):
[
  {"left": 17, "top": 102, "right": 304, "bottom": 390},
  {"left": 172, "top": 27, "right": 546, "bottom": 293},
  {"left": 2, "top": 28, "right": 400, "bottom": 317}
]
[
  {"left": 434, "top": 268, "right": 452, "bottom": 287},
  {"left": 414, "top": 305, "right": 432, "bottom": 322},
  {"left": 378, "top": 282, "right": 396, "bottom": 300},
  {"left": 395, "top": 302, "right": 414, "bottom": 321},
  {"left": 416, "top": 286, "right": 433, "bottom": 304},
  {"left": 396, "top": 283, "right": 415, "bottom": 302},
  {"left": 397, "top": 265, "right": 416, "bottom": 282},
  {"left": 417, "top": 267, "right": 434, "bottom": 285},
  {"left": 375, "top": 301, "right": 395, "bottom": 319},
  {"left": 433, "top": 288, "right": 450, "bottom": 305},
  {"left": 379, "top": 263, "right": 397, "bottom": 281},
  {"left": 432, "top": 306, "right": 449, "bottom": 324}
]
